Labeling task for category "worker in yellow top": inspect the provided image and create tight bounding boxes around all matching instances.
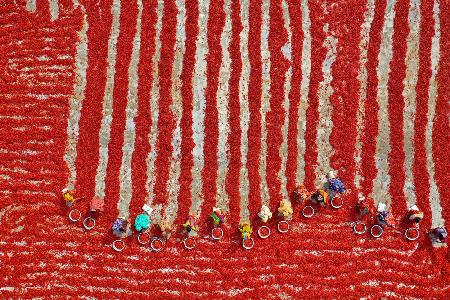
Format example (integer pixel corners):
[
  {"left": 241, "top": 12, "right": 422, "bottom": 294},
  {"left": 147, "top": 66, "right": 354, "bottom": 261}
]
[
  {"left": 406, "top": 205, "right": 424, "bottom": 225},
  {"left": 62, "top": 188, "right": 77, "bottom": 207},
  {"left": 312, "top": 189, "right": 329, "bottom": 206}
]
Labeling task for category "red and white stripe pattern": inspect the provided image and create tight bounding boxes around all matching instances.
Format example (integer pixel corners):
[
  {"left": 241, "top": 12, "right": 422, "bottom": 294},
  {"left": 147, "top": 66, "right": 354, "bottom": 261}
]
[
  {"left": 1, "top": 0, "right": 450, "bottom": 298},
  {"left": 61, "top": 0, "right": 446, "bottom": 246}
]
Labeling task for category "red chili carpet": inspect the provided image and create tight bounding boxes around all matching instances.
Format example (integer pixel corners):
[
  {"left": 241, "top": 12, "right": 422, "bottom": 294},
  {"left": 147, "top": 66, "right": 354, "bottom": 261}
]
[{"left": 1, "top": 0, "right": 449, "bottom": 299}]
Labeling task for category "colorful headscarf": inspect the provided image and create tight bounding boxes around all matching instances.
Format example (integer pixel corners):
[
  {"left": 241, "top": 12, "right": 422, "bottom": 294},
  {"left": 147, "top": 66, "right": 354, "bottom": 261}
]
[
  {"left": 329, "top": 178, "right": 346, "bottom": 194},
  {"left": 134, "top": 213, "right": 151, "bottom": 232},
  {"left": 278, "top": 200, "right": 293, "bottom": 218},
  {"left": 296, "top": 185, "right": 311, "bottom": 200},
  {"left": 318, "top": 190, "right": 328, "bottom": 205},
  {"left": 90, "top": 197, "right": 105, "bottom": 212},
  {"left": 112, "top": 218, "right": 128, "bottom": 234}
]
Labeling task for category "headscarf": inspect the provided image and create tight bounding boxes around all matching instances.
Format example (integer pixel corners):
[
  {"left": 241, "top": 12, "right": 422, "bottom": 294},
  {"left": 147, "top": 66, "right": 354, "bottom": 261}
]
[
  {"left": 62, "top": 189, "right": 76, "bottom": 204},
  {"left": 240, "top": 222, "right": 253, "bottom": 239}
]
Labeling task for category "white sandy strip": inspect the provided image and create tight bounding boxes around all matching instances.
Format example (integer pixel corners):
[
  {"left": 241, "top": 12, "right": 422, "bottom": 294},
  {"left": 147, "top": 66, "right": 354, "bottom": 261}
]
[
  {"left": 94, "top": 0, "right": 121, "bottom": 199},
  {"left": 144, "top": 0, "right": 163, "bottom": 209},
  {"left": 354, "top": 0, "right": 376, "bottom": 193},
  {"left": 217, "top": 0, "right": 232, "bottom": 213},
  {"left": 238, "top": 0, "right": 249, "bottom": 221},
  {"left": 402, "top": 0, "right": 420, "bottom": 208},
  {"left": 296, "top": 0, "right": 311, "bottom": 186},
  {"left": 370, "top": 0, "right": 397, "bottom": 207},
  {"left": 314, "top": 23, "right": 337, "bottom": 187},
  {"left": 428, "top": 0, "right": 444, "bottom": 230},
  {"left": 260, "top": 0, "right": 271, "bottom": 207},
  {"left": 49, "top": 0, "right": 59, "bottom": 21},
  {"left": 164, "top": 0, "right": 186, "bottom": 227},
  {"left": 63, "top": 2, "right": 88, "bottom": 191},
  {"left": 279, "top": 0, "right": 292, "bottom": 200},
  {"left": 189, "top": 0, "right": 210, "bottom": 215},
  {"left": 117, "top": 0, "right": 143, "bottom": 220},
  {"left": 26, "top": 0, "right": 36, "bottom": 13}
]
